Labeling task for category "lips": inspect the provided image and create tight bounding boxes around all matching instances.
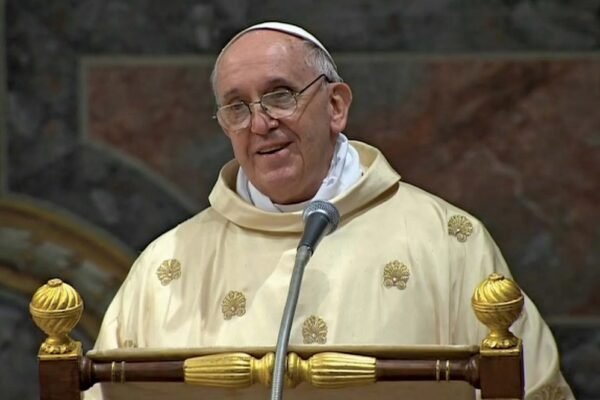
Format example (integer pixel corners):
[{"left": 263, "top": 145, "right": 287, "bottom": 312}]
[{"left": 256, "top": 142, "right": 290, "bottom": 155}]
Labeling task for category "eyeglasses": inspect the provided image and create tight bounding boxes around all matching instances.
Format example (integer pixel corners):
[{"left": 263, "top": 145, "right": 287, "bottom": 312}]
[{"left": 214, "top": 74, "right": 330, "bottom": 132}]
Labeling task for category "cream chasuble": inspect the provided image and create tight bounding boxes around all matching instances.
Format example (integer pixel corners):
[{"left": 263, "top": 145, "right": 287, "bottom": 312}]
[{"left": 85, "top": 141, "right": 573, "bottom": 400}]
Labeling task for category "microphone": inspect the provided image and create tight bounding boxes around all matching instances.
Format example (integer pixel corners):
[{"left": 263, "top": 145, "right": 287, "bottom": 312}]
[
  {"left": 270, "top": 201, "right": 340, "bottom": 400},
  {"left": 298, "top": 200, "right": 341, "bottom": 252}
]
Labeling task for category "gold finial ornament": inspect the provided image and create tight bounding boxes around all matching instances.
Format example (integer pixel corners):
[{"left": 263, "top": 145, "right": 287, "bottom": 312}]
[
  {"left": 471, "top": 273, "right": 524, "bottom": 350},
  {"left": 29, "top": 278, "right": 84, "bottom": 355}
]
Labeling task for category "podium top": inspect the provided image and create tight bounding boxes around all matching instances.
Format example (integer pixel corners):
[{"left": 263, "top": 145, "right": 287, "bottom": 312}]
[{"left": 87, "top": 344, "right": 480, "bottom": 362}]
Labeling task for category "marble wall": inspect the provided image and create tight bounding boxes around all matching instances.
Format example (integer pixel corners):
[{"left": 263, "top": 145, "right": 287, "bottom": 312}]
[{"left": 2, "top": 0, "right": 600, "bottom": 399}]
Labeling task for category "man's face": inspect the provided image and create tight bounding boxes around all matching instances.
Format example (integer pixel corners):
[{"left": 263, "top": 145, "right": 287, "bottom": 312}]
[{"left": 214, "top": 30, "right": 349, "bottom": 204}]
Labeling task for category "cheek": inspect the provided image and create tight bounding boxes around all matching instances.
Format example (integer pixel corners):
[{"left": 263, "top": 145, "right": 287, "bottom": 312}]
[{"left": 229, "top": 136, "right": 250, "bottom": 162}]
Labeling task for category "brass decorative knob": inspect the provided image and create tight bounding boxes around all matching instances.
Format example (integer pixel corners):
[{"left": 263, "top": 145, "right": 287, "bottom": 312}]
[
  {"left": 30, "top": 278, "right": 84, "bottom": 355},
  {"left": 471, "top": 273, "right": 524, "bottom": 350},
  {"left": 287, "top": 352, "right": 376, "bottom": 388},
  {"left": 184, "top": 352, "right": 274, "bottom": 388},
  {"left": 184, "top": 351, "right": 376, "bottom": 389}
]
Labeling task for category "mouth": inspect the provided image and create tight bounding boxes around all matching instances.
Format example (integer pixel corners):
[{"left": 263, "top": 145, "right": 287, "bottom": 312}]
[{"left": 256, "top": 142, "right": 290, "bottom": 156}]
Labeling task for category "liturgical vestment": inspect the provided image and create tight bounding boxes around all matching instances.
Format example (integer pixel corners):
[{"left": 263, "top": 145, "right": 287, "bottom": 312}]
[{"left": 85, "top": 141, "right": 573, "bottom": 399}]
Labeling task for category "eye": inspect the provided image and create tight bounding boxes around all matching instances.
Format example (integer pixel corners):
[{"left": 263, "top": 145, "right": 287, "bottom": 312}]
[
  {"left": 218, "top": 102, "right": 249, "bottom": 124},
  {"left": 226, "top": 102, "right": 247, "bottom": 114},
  {"left": 262, "top": 90, "right": 295, "bottom": 109}
]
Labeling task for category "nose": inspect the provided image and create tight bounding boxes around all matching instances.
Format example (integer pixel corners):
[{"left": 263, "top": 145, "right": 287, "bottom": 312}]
[{"left": 248, "top": 103, "right": 278, "bottom": 135}]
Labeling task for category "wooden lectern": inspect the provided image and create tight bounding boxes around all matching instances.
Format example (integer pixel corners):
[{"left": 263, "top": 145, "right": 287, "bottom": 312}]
[{"left": 30, "top": 273, "right": 525, "bottom": 399}]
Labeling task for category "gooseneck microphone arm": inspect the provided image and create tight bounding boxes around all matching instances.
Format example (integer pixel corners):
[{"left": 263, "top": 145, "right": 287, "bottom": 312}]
[
  {"left": 270, "top": 245, "right": 312, "bottom": 400},
  {"left": 270, "top": 201, "right": 340, "bottom": 400}
]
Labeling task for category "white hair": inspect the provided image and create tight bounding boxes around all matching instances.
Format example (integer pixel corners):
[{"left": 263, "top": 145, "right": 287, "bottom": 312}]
[{"left": 302, "top": 40, "right": 343, "bottom": 83}]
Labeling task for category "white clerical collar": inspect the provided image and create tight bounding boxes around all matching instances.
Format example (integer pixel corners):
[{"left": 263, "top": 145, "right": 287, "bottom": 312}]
[{"left": 236, "top": 133, "right": 362, "bottom": 212}]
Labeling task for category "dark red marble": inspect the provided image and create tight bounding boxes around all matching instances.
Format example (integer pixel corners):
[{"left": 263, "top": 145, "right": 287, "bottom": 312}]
[
  {"left": 348, "top": 59, "right": 600, "bottom": 316},
  {"left": 86, "top": 64, "right": 225, "bottom": 202},
  {"left": 85, "top": 58, "right": 600, "bottom": 316}
]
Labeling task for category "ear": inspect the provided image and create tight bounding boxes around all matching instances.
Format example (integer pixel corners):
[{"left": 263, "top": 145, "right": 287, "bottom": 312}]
[{"left": 328, "top": 82, "right": 353, "bottom": 135}]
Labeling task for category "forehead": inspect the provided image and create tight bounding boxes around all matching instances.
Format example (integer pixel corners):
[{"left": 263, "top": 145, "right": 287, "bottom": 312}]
[{"left": 215, "top": 30, "right": 312, "bottom": 99}]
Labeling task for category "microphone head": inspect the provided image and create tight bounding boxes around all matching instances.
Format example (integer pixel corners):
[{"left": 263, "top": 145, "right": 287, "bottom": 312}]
[{"left": 302, "top": 200, "right": 340, "bottom": 235}]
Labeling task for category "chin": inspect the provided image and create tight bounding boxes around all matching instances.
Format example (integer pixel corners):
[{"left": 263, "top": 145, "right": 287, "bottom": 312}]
[
  {"left": 259, "top": 183, "right": 298, "bottom": 202},
  {"left": 255, "top": 168, "right": 297, "bottom": 189},
  {"left": 256, "top": 179, "right": 305, "bottom": 204}
]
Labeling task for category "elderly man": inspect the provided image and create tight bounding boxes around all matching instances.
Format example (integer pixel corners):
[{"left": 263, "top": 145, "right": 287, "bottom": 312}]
[{"left": 86, "top": 22, "right": 573, "bottom": 399}]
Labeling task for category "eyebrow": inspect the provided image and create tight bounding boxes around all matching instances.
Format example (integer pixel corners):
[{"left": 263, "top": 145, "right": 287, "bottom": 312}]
[{"left": 220, "top": 77, "right": 298, "bottom": 104}]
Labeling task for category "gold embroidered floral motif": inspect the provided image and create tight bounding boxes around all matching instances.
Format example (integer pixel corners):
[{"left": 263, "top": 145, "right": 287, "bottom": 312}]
[
  {"left": 302, "top": 315, "right": 328, "bottom": 344},
  {"left": 530, "top": 384, "right": 566, "bottom": 400},
  {"left": 222, "top": 291, "right": 246, "bottom": 320},
  {"left": 122, "top": 339, "right": 137, "bottom": 348},
  {"left": 156, "top": 259, "right": 182, "bottom": 285},
  {"left": 383, "top": 260, "right": 410, "bottom": 290},
  {"left": 448, "top": 215, "right": 473, "bottom": 243}
]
